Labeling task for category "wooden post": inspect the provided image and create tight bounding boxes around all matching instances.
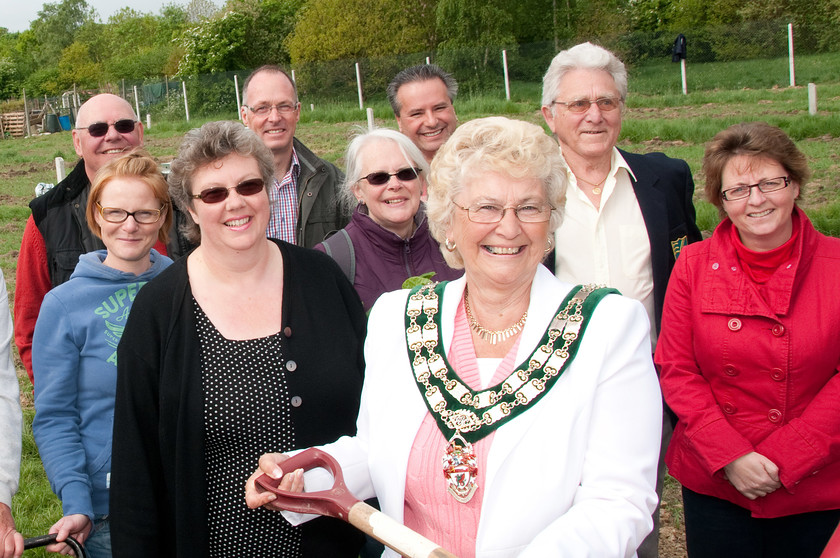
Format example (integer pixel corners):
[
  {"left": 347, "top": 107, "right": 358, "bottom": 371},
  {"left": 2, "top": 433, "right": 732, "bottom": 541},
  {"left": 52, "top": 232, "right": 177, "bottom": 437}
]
[{"left": 23, "top": 88, "right": 31, "bottom": 137}]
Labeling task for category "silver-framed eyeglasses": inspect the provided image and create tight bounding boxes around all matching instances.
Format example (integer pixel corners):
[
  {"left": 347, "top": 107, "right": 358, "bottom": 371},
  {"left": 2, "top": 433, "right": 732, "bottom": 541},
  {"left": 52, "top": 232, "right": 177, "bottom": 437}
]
[
  {"left": 551, "top": 97, "right": 621, "bottom": 113},
  {"left": 245, "top": 103, "right": 300, "bottom": 116},
  {"left": 96, "top": 202, "right": 166, "bottom": 224},
  {"left": 721, "top": 176, "right": 790, "bottom": 201},
  {"left": 454, "top": 202, "right": 554, "bottom": 224}
]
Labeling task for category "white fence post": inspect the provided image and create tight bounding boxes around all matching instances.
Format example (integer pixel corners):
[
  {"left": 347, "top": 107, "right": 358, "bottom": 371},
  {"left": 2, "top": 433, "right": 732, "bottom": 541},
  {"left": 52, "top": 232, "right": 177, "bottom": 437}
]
[
  {"left": 355, "top": 62, "right": 364, "bottom": 110},
  {"left": 234, "top": 74, "right": 242, "bottom": 121},
  {"left": 366, "top": 107, "right": 375, "bottom": 131},
  {"left": 681, "top": 59, "right": 688, "bottom": 95},
  {"left": 55, "top": 157, "right": 66, "bottom": 182},
  {"left": 788, "top": 23, "right": 796, "bottom": 87},
  {"left": 182, "top": 80, "right": 190, "bottom": 122},
  {"left": 133, "top": 85, "right": 141, "bottom": 119},
  {"left": 502, "top": 50, "right": 511, "bottom": 101},
  {"left": 146, "top": 114, "right": 151, "bottom": 129},
  {"left": 808, "top": 83, "right": 817, "bottom": 115}
]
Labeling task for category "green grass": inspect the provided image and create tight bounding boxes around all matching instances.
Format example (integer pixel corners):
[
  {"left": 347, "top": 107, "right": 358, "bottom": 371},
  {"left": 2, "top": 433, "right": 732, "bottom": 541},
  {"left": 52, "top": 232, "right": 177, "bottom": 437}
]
[{"left": 3, "top": 72, "right": 840, "bottom": 554}]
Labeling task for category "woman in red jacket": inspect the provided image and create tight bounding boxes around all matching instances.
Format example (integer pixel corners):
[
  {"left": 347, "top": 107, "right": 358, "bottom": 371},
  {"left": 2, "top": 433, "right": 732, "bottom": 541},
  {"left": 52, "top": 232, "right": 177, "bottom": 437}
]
[{"left": 655, "top": 122, "right": 840, "bottom": 558}]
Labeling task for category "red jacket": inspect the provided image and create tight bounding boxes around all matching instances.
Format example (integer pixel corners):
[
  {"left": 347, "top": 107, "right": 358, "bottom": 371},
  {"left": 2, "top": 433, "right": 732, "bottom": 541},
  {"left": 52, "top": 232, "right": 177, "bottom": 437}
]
[{"left": 656, "top": 207, "right": 840, "bottom": 518}]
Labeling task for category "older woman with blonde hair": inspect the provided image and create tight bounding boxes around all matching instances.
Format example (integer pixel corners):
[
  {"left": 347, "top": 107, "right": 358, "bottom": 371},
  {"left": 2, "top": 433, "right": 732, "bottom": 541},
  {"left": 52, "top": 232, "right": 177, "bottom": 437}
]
[
  {"left": 656, "top": 122, "right": 840, "bottom": 557},
  {"left": 247, "top": 116, "right": 662, "bottom": 557},
  {"left": 316, "top": 127, "right": 460, "bottom": 311},
  {"left": 110, "top": 121, "right": 366, "bottom": 557}
]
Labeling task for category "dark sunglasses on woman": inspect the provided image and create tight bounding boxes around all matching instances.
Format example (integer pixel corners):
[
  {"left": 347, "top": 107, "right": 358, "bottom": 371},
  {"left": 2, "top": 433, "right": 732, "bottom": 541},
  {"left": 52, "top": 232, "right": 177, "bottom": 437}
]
[
  {"left": 75, "top": 119, "right": 138, "bottom": 137},
  {"left": 358, "top": 167, "right": 422, "bottom": 186},
  {"left": 189, "top": 178, "right": 266, "bottom": 204}
]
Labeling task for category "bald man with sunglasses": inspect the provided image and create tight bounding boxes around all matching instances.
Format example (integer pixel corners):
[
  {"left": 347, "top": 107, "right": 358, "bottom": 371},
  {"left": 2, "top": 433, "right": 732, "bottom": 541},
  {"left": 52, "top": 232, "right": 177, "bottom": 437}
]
[{"left": 14, "top": 94, "right": 191, "bottom": 383}]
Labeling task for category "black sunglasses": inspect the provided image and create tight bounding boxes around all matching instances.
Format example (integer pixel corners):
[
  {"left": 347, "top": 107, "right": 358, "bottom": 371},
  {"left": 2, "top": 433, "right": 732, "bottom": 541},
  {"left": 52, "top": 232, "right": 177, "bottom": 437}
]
[
  {"left": 189, "top": 178, "right": 265, "bottom": 204},
  {"left": 76, "top": 119, "right": 137, "bottom": 137},
  {"left": 358, "top": 167, "right": 422, "bottom": 186}
]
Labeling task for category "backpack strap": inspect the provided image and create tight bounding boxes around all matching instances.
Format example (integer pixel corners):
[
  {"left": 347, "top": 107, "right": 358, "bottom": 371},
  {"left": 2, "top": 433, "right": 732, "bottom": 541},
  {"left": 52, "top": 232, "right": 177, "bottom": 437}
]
[{"left": 321, "top": 228, "right": 355, "bottom": 284}]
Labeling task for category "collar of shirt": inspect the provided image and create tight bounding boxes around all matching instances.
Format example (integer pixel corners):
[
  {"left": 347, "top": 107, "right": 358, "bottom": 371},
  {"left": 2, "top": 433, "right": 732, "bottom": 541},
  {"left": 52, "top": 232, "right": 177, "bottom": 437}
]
[
  {"left": 266, "top": 148, "right": 301, "bottom": 244},
  {"left": 560, "top": 147, "right": 637, "bottom": 209}
]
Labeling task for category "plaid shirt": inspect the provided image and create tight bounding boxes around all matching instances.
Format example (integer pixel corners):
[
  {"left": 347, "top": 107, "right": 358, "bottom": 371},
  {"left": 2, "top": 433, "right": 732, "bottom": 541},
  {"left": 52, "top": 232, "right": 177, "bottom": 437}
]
[{"left": 266, "top": 149, "right": 300, "bottom": 244}]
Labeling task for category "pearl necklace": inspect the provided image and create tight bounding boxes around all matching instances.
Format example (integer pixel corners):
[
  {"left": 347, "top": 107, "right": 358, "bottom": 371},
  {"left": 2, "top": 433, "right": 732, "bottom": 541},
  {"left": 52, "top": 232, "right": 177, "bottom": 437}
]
[{"left": 464, "top": 287, "right": 527, "bottom": 345}]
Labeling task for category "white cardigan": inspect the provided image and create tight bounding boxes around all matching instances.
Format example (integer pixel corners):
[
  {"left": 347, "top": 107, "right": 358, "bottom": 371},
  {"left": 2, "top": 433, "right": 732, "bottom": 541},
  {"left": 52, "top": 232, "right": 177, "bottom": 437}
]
[{"left": 298, "top": 266, "right": 662, "bottom": 557}]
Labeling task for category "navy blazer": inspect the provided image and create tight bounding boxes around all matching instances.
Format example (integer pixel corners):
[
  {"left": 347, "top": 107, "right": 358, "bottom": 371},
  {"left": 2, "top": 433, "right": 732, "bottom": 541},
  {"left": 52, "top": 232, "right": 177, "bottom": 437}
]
[
  {"left": 547, "top": 149, "right": 702, "bottom": 335},
  {"left": 619, "top": 149, "right": 703, "bottom": 334}
]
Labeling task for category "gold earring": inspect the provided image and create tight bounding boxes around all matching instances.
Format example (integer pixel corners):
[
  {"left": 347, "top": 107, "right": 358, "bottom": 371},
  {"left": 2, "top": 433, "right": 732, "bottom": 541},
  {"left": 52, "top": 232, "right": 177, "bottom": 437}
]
[{"left": 444, "top": 238, "right": 456, "bottom": 252}]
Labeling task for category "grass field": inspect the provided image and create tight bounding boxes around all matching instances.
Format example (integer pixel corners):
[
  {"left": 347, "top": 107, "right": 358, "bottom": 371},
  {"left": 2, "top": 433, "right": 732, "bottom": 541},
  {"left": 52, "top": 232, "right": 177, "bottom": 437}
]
[{"left": 2, "top": 68, "right": 839, "bottom": 556}]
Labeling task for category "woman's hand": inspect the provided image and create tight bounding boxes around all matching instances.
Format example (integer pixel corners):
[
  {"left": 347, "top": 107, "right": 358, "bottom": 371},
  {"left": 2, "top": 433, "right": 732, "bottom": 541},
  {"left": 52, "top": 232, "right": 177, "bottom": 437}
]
[
  {"left": 723, "top": 452, "right": 781, "bottom": 499},
  {"left": 46, "top": 514, "right": 92, "bottom": 556},
  {"left": 244, "top": 453, "right": 305, "bottom": 511}
]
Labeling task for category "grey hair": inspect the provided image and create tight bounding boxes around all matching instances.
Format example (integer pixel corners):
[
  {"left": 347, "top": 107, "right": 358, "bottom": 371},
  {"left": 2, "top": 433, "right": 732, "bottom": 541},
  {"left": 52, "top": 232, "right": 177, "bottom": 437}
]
[
  {"left": 340, "top": 127, "right": 430, "bottom": 212},
  {"left": 386, "top": 64, "right": 458, "bottom": 116},
  {"left": 168, "top": 120, "right": 275, "bottom": 243},
  {"left": 242, "top": 65, "right": 298, "bottom": 106},
  {"left": 541, "top": 42, "right": 628, "bottom": 116},
  {"left": 427, "top": 117, "right": 567, "bottom": 269}
]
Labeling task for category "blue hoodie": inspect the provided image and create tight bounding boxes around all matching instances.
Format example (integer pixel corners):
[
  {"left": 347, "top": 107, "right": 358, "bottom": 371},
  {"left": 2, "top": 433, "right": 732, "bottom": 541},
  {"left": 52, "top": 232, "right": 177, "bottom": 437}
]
[{"left": 33, "top": 249, "right": 172, "bottom": 520}]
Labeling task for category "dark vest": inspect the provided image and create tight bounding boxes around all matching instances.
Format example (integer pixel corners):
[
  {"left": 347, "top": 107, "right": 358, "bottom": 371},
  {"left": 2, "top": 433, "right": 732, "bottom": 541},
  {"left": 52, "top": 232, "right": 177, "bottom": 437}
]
[{"left": 30, "top": 160, "right": 104, "bottom": 287}]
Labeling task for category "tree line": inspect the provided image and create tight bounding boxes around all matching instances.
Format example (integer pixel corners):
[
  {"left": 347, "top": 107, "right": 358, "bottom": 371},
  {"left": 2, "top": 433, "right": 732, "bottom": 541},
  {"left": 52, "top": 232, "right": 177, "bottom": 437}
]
[{"left": 1, "top": 0, "right": 839, "bottom": 102}]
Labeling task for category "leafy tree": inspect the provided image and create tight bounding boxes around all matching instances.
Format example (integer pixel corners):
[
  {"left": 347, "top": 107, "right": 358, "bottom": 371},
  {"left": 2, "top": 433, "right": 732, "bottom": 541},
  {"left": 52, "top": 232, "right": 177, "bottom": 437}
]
[
  {"left": 57, "top": 41, "right": 100, "bottom": 89},
  {"left": 31, "top": 0, "right": 97, "bottom": 65},
  {"left": 287, "top": 0, "right": 436, "bottom": 62},
  {"left": 185, "top": 0, "right": 220, "bottom": 22}
]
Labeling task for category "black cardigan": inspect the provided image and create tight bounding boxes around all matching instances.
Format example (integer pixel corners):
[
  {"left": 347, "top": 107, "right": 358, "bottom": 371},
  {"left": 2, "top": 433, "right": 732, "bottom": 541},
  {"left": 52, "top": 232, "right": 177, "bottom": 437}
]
[{"left": 110, "top": 240, "right": 365, "bottom": 557}]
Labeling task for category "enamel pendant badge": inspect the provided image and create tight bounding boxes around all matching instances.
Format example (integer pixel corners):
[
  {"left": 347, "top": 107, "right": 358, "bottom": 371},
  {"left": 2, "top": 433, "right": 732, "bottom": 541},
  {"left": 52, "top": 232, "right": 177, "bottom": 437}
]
[{"left": 442, "top": 433, "right": 478, "bottom": 503}]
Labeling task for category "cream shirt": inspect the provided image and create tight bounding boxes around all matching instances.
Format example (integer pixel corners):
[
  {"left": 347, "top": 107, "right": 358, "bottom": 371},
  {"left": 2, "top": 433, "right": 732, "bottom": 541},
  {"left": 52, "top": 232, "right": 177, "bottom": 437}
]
[{"left": 554, "top": 147, "right": 657, "bottom": 348}]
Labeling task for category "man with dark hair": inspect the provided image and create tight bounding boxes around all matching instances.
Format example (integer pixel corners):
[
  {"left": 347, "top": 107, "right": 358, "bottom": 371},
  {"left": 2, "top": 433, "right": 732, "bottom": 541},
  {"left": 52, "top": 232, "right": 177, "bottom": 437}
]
[
  {"left": 386, "top": 64, "right": 458, "bottom": 163},
  {"left": 14, "top": 93, "right": 191, "bottom": 383},
  {"left": 240, "top": 65, "right": 346, "bottom": 248}
]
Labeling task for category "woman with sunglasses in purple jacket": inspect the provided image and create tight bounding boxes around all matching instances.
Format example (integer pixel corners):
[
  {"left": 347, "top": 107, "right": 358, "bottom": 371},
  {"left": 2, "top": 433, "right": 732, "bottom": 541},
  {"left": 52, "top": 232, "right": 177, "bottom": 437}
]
[{"left": 316, "top": 128, "right": 461, "bottom": 311}]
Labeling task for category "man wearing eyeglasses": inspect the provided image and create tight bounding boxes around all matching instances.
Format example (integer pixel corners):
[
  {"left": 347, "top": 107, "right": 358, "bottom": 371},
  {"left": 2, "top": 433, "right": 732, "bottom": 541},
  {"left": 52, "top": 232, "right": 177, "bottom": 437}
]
[
  {"left": 386, "top": 64, "right": 458, "bottom": 163},
  {"left": 14, "top": 93, "right": 190, "bottom": 383},
  {"left": 240, "top": 65, "right": 346, "bottom": 248},
  {"left": 540, "top": 42, "right": 702, "bottom": 558}
]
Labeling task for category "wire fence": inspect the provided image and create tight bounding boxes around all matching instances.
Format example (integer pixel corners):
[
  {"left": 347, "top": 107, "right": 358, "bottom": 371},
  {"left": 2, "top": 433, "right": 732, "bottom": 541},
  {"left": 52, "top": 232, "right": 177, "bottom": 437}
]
[{"left": 4, "top": 19, "right": 840, "bottom": 136}]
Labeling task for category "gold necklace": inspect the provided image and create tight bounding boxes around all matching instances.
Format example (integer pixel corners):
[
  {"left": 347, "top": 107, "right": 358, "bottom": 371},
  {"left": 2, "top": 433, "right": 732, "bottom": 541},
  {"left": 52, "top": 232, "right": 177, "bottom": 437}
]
[
  {"left": 463, "top": 287, "right": 527, "bottom": 344},
  {"left": 576, "top": 172, "right": 610, "bottom": 195}
]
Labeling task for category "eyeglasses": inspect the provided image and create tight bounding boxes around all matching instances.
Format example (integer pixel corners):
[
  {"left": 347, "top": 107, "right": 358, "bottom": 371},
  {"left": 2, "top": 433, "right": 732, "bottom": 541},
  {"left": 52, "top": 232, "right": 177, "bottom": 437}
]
[
  {"left": 96, "top": 202, "right": 166, "bottom": 224},
  {"left": 721, "top": 176, "right": 790, "bottom": 201},
  {"left": 358, "top": 167, "right": 422, "bottom": 186},
  {"left": 453, "top": 202, "right": 554, "bottom": 224},
  {"left": 76, "top": 119, "right": 138, "bottom": 137},
  {"left": 245, "top": 103, "right": 300, "bottom": 116},
  {"left": 551, "top": 97, "right": 621, "bottom": 113},
  {"left": 189, "top": 178, "right": 265, "bottom": 204}
]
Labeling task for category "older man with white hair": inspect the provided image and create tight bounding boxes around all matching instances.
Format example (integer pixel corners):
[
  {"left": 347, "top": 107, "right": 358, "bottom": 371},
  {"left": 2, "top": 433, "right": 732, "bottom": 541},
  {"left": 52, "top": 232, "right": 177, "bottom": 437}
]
[{"left": 541, "top": 42, "right": 702, "bottom": 558}]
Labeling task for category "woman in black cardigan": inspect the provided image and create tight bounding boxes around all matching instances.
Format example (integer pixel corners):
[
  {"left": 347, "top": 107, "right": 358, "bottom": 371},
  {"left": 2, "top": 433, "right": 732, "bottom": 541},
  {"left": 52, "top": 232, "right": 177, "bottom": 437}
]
[{"left": 109, "top": 121, "right": 365, "bottom": 557}]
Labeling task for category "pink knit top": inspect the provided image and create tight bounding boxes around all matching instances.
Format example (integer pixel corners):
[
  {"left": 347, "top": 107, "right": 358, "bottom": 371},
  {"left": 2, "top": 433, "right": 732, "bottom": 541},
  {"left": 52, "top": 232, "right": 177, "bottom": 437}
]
[{"left": 403, "top": 297, "right": 521, "bottom": 557}]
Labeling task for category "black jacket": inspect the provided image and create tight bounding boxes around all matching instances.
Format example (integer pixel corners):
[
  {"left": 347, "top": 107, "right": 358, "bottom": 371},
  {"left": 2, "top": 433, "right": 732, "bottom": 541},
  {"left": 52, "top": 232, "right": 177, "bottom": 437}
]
[{"left": 110, "top": 240, "right": 365, "bottom": 557}]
